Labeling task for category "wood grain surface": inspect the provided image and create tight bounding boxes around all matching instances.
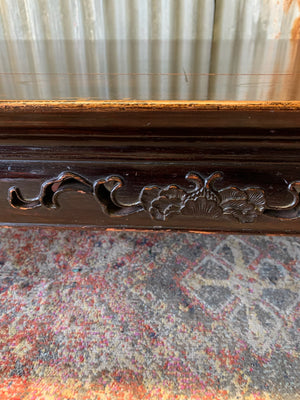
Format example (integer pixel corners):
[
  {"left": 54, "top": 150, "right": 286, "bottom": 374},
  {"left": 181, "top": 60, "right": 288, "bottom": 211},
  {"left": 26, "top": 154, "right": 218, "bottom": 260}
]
[{"left": 0, "top": 100, "right": 299, "bottom": 233}]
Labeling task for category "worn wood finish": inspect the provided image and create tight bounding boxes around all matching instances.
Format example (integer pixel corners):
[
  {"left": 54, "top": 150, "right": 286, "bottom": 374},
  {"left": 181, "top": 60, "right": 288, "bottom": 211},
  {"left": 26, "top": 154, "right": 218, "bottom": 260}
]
[{"left": 0, "top": 100, "right": 300, "bottom": 233}]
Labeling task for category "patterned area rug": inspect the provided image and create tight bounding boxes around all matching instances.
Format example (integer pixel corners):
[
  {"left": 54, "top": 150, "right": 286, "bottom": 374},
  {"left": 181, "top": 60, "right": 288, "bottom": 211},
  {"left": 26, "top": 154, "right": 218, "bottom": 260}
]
[{"left": 0, "top": 228, "right": 299, "bottom": 400}]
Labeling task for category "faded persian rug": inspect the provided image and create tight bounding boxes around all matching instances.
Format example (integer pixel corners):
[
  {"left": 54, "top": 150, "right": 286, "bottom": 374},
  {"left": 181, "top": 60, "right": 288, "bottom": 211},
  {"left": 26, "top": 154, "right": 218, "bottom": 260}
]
[{"left": 0, "top": 228, "right": 299, "bottom": 399}]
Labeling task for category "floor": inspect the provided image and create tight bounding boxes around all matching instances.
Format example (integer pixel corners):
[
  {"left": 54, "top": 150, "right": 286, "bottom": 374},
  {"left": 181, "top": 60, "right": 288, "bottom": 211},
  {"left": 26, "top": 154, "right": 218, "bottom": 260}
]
[{"left": 0, "top": 228, "right": 299, "bottom": 399}]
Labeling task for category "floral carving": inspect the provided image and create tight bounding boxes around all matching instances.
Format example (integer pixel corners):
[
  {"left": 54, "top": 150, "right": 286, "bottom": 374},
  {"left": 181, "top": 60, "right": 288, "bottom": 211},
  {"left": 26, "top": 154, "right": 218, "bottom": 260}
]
[
  {"left": 9, "top": 170, "right": 285, "bottom": 224},
  {"left": 219, "top": 188, "right": 266, "bottom": 223},
  {"left": 182, "top": 195, "right": 223, "bottom": 219},
  {"left": 140, "top": 172, "right": 266, "bottom": 223},
  {"left": 140, "top": 185, "right": 187, "bottom": 220}
]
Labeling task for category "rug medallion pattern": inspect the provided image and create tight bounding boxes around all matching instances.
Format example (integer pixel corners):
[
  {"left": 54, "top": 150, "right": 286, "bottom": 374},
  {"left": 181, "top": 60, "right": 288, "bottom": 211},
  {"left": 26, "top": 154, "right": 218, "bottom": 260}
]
[{"left": 0, "top": 229, "right": 299, "bottom": 399}]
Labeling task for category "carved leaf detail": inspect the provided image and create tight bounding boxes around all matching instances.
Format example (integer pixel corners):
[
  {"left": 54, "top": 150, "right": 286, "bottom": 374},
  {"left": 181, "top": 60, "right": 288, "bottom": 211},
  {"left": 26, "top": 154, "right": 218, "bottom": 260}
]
[
  {"left": 245, "top": 189, "right": 266, "bottom": 211},
  {"left": 220, "top": 188, "right": 266, "bottom": 223},
  {"left": 182, "top": 197, "right": 223, "bottom": 218},
  {"left": 219, "top": 188, "right": 247, "bottom": 202},
  {"left": 186, "top": 187, "right": 219, "bottom": 203}
]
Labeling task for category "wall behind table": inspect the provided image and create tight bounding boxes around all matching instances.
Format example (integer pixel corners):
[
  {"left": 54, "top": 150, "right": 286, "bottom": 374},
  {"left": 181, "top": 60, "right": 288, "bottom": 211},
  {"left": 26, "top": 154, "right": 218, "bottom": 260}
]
[{"left": 0, "top": 0, "right": 299, "bottom": 100}]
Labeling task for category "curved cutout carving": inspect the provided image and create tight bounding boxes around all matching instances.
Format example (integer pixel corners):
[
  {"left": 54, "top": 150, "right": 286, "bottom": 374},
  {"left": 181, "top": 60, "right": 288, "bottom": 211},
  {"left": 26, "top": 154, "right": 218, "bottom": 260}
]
[
  {"left": 8, "top": 171, "right": 300, "bottom": 223},
  {"left": 8, "top": 171, "right": 143, "bottom": 216},
  {"left": 263, "top": 181, "right": 300, "bottom": 219}
]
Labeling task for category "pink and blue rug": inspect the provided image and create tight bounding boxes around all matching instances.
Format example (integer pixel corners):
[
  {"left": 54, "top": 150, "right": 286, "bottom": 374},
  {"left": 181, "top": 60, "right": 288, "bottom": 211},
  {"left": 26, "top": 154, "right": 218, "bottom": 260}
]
[{"left": 0, "top": 228, "right": 299, "bottom": 399}]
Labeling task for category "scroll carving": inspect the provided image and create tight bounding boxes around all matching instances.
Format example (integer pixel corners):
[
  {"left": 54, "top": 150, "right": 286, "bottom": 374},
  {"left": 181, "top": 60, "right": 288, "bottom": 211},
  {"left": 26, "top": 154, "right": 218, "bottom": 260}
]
[
  {"left": 8, "top": 172, "right": 143, "bottom": 217},
  {"left": 8, "top": 171, "right": 300, "bottom": 223}
]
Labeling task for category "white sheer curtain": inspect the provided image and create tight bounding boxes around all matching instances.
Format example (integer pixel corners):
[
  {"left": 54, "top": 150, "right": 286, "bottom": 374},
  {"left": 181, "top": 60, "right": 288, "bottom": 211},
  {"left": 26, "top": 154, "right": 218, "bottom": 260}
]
[{"left": 0, "top": 0, "right": 299, "bottom": 100}]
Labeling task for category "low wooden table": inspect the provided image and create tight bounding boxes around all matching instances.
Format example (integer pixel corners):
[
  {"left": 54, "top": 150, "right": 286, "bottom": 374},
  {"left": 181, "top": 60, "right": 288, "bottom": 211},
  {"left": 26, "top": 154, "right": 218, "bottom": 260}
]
[
  {"left": 0, "top": 31, "right": 299, "bottom": 233},
  {"left": 1, "top": 100, "right": 300, "bottom": 234}
]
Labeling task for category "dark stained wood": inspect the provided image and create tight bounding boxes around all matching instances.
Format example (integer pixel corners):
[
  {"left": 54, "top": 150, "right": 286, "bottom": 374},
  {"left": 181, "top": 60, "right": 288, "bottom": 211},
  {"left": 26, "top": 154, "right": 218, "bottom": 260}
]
[
  {"left": 0, "top": 101, "right": 300, "bottom": 129},
  {"left": 0, "top": 100, "right": 300, "bottom": 233}
]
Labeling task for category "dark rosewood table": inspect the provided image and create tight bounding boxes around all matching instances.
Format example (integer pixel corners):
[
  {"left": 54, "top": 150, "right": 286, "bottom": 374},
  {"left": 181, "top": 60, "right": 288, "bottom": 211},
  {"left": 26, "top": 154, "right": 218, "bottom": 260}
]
[{"left": 1, "top": 39, "right": 300, "bottom": 234}]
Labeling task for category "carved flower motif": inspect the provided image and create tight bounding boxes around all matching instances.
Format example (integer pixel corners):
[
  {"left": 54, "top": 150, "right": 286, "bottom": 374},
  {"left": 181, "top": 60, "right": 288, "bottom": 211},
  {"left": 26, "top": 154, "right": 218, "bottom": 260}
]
[
  {"left": 140, "top": 174, "right": 266, "bottom": 224},
  {"left": 219, "top": 188, "right": 266, "bottom": 223},
  {"left": 140, "top": 185, "right": 186, "bottom": 221},
  {"left": 182, "top": 188, "right": 223, "bottom": 218}
]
